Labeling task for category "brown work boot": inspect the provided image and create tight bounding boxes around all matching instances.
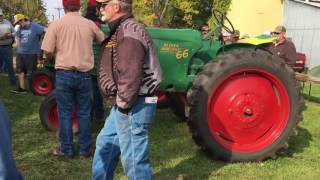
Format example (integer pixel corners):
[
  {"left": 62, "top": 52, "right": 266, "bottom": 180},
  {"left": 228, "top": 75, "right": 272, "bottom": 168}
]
[
  {"left": 52, "top": 147, "right": 73, "bottom": 159},
  {"left": 79, "top": 145, "right": 95, "bottom": 160}
]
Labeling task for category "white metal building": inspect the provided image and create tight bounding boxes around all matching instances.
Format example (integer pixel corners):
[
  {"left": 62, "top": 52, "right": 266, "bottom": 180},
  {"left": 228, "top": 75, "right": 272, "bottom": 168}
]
[{"left": 283, "top": 0, "right": 320, "bottom": 69}]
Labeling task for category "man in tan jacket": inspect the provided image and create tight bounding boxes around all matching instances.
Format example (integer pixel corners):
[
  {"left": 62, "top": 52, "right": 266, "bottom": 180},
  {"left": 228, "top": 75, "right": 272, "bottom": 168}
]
[{"left": 41, "top": 0, "right": 105, "bottom": 159}]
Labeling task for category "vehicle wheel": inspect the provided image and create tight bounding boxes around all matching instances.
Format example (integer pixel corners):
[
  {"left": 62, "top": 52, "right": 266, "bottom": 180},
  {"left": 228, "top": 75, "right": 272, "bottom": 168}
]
[
  {"left": 166, "top": 92, "right": 187, "bottom": 121},
  {"left": 29, "top": 70, "right": 54, "bottom": 96},
  {"left": 187, "top": 48, "right": 303, "bottom": 162},
  {"left": 155, "top": 91, "right": 168, "bottom": 109},
  {"left": 39, "top": 92, "right": 78, "bottom": 132}
]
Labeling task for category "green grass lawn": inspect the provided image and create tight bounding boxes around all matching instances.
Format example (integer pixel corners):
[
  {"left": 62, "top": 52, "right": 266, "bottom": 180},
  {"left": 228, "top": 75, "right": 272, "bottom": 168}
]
[{"left": 0, "top": 75, "right": 319, "bottom": 180}]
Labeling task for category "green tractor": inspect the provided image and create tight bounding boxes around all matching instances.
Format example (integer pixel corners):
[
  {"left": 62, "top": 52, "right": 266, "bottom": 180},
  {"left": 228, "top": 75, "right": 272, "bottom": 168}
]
[{"left": 38, "top": 11, "right": 303, "bottom": 162}]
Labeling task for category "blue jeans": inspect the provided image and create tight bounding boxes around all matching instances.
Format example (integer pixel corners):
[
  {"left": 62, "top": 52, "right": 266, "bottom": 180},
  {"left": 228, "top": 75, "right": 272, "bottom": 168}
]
[
  {"left": 92, "top": 96, "right": 157, "bottom": 180},
  {"left": 92, "top": 76, "right": 105, "bottom": 120},
  {"left": 0, "top": 45, "right": 16, "bottom": 85},
  {"left": 0, "top": 102, "right": 24, "bottom": 180},
  {"left": 55, "top": 70, "right": 93, "bottom": 155}
]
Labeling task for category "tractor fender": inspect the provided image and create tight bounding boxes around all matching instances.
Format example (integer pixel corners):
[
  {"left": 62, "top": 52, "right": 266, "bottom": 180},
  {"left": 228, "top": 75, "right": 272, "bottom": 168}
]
[{"left": 217, "top": 43, "right": 272, "bottom": 56}]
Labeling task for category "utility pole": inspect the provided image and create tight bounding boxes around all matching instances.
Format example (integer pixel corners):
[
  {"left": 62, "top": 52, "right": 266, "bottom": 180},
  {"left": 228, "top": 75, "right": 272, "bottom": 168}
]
[{"left": 55, "top": 7, "right": 63, "bottom": 19}]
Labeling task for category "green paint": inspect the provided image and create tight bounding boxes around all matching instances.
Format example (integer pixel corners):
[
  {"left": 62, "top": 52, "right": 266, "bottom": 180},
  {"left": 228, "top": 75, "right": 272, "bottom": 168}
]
[{"left": 44, "top": 24, "right": 265, "bottom": 92}]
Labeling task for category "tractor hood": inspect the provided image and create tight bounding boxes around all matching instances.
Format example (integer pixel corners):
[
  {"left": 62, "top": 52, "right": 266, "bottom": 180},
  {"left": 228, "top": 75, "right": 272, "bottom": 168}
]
[{"left": 238, "top": 35, "right": 276, "bottom": 45}]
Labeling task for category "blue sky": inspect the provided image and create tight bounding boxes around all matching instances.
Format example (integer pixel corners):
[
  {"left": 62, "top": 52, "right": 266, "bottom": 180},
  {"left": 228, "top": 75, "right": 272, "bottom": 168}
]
[{"left": 42, "top": 0, "right": 65, "bottom": 22}]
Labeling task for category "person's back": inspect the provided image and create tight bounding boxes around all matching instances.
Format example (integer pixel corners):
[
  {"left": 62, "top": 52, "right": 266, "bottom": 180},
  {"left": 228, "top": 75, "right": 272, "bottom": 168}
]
[
  {"left": 44, "top": 12, "right": 103, "bottom": 72},
  {"left": 41, "top": 0, "right": 104, "bottom": 160}
]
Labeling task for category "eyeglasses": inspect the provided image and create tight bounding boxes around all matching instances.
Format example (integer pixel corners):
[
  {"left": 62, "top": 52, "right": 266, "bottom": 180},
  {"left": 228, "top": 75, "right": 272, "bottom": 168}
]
[
  {"left": 99, "top": 2, "right": 116, "bottom": 9},
  {"left": 100, "top": 3, "right": 108, "bottom": 9},
  {"left": 272, "top": 32, "right": 280, "bottom": 35}
]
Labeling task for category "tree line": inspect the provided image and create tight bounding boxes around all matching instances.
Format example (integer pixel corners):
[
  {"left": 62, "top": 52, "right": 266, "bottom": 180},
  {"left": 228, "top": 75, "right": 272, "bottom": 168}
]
[
  {"left": 133, "top": 0, "right": 231, "bottom": 30},
  {"left": 81, "top": 0, "right": 232, "bottom": 30},
  {"left": 0, "top": 0, "right": 48, "bottom": 25},
  {"left": 1, "top": 0, "right": 231, "bottom": 30}
]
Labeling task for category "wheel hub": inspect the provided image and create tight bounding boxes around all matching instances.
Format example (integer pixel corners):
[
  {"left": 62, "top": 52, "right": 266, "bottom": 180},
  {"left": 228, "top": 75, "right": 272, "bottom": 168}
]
[{"left": 228, "top": 93, "right": 264, "bottom": 129}]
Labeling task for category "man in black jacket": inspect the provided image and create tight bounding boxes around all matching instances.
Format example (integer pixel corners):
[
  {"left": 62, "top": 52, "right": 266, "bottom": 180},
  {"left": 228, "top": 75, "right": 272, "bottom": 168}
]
[
  {"left": 268, "top": 25, "right": 297, "bottom": 68},
  {"left": 92, "top": 0, "right": 162, "bottom": 179}
]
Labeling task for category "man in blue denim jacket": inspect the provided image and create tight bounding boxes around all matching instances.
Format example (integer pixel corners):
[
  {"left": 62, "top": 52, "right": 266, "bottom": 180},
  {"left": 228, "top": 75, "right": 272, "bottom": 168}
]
[
  {"left": 92, "top": 0, "right": 162, "bottom": 179},
  {"left": 0, "top": 102, "right": 24, "bottom": 180}
]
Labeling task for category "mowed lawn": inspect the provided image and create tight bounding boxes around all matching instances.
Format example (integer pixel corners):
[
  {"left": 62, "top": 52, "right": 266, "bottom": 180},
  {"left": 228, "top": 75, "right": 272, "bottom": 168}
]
[{"left": 0, "top": 74, "right": 319, "bottom": 180}]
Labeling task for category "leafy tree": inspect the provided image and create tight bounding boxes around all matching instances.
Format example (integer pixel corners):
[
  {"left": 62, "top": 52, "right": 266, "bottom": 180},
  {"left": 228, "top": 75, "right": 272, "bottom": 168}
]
[
  {"left": 133, "top": 0, "right": 232, "bottom": 29},
  {"left": 81, "top": 0, "right": 89, "bottom": 16},
  {"left": 0, "top": 0, "right": 48, "bottom": 25},
  {"left": 208, "top": 0, "right": 232, "bottom": 28},
  {"left": 0, "top": 0, "right": 24, "bottom": 22},
  {"left": 33, "top": 0, "right": 48, "bottom": 25},
  {"left": 133, "top": 0, "right": 201, "bottom": 28}
]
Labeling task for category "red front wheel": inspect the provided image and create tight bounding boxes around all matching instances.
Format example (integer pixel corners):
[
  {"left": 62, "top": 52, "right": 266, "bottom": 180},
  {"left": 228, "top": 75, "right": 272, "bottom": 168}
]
[
  {"left": 155, "top": 91, "right": 169, "bottom": 109},
  {"left": 29, "top": 70, "right": 54, "bottom": 96}
]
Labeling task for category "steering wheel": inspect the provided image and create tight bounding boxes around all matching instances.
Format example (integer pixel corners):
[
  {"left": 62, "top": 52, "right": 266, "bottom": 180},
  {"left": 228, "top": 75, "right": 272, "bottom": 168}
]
[{"left": 213, "top": 10, "right": 235, "bottom": 34}]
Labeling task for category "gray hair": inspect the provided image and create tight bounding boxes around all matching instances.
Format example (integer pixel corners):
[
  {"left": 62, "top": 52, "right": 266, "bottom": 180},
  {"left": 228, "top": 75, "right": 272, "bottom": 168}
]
[
  {"left": 119, "top": 1, "right": 132, "bottom": 14},
  {"left": 109, "top": 0, "right": 132, "bottom": 14}
]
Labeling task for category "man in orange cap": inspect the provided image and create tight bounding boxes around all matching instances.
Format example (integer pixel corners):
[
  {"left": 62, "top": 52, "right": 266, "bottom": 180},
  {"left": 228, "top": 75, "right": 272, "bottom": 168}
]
[{"left": 41, "top": 0, "right": 105, "bottom": 159}]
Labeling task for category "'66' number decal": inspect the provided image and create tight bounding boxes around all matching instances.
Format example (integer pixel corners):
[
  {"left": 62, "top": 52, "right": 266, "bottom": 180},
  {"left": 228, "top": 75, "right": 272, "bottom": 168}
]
[{"left": 176, "top": 49, "right": 189, "bottom": 59}]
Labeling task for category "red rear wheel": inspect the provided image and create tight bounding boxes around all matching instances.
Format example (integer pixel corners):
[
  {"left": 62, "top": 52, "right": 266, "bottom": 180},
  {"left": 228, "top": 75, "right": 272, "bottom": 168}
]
[
  {"left": 187, "top": 49, "right": 303, "bottom": 162},
  {"left": 207, "top": 69, "right": 289, "bottom": 152}
]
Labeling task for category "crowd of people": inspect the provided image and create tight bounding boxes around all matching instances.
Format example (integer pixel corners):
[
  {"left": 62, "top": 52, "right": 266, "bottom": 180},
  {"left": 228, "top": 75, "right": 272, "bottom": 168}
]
[
  {"left": 2, "top": 0, "right": 162, "bottom": 179},
  {"left": 1, "top": 0, "right": 298, "bottom": 179}
]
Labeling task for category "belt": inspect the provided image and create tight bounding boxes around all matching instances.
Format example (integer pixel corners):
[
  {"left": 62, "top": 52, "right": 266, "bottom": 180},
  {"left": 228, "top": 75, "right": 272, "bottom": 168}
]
[
  {"left": 138, "top": 93, "right": 155, "bottom": 97},
  {"left": 56, "top": 69, "right": 89, "bottom": 73},
  {"left": 109, "top": 93, "right": 155, "bottom": 98}
]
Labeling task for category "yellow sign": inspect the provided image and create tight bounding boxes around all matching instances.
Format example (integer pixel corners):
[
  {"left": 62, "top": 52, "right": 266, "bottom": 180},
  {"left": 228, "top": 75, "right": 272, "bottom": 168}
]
[
  {"left": 176, "top": 49, "right": 189, "bottom": 59},
  {"left": 161, "top": 43, "right": 189, "bottom": 60},
  {"left": 160, "top": 43, "right": 179, "bottom": 52}
]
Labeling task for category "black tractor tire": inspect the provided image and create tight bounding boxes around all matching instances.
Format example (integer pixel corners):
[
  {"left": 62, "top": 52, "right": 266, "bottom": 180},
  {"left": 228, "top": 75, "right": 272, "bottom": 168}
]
[
  {"left": 166, "top": 92, "right": 188, "bottom": 121},
  {"left": 29, "top": 70, "right": 55, "bottom": 96},
  {"left": 187, "top": 48, "right": 303, "bottom": 162},
  {"left": 39, "top": 92, "right": 78, "bottom": 133}
]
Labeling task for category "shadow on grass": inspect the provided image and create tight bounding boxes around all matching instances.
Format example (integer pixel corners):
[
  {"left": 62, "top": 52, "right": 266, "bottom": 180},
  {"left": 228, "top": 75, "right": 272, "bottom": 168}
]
[
  {"left": 153, "top": 151, "right": 226, "bottom": 180},
  {"left": 303, "top": 94, "right": 320, "bottom": 104},
  {"left": 277, "top": 126, "right": 312, "bottom": 158},
  {"left": 150, "top": 109, "right": 227, "bottom": 180}
]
